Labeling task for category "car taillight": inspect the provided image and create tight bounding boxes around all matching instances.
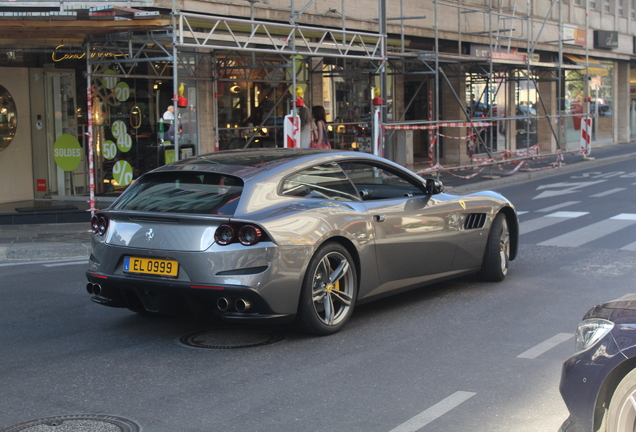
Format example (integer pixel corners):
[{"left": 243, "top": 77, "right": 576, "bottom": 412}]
[
  {"left": 215, "top": 224, "right": 235, "bottom": 245},
  {"left": 215, "top": 223, "right": 264, "bottom": 246},
  {"left": 91, "top": 215, "right": 109, "bottom": 236},
  {"left": 238, "top": 225, "right": 262, "bottom": 246}
]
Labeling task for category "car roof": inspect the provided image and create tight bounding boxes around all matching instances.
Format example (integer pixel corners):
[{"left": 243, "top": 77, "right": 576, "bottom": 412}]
[{"left": 150, "top": 148, "right": 385, "bottom": 181}]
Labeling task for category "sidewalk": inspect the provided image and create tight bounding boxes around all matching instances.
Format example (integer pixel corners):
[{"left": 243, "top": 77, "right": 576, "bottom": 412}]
[{"left": 1, "top": 142, "right": 635, "bottom": 261}]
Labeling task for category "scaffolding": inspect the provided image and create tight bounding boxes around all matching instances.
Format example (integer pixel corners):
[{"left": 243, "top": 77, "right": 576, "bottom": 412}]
[
  {"left": 82, "top": 0, "right": 602, "bottom": 205},
  {"left": 381, "top": 0, "right": 595, "bottom": 177}
]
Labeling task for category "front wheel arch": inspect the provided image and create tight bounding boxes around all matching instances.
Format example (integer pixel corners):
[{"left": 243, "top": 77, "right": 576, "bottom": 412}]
[
  {"left": 498, "top": 206, "right": 519, "bottom": 261},
  {"left": 595, "top": 358, "right": 636, "bottom": 431},
  {"left": 478, "top": 212, "right": 511, "bottom": 282},
  {"left": 602, "top": 365, "right": 636, "bottom": 431}
]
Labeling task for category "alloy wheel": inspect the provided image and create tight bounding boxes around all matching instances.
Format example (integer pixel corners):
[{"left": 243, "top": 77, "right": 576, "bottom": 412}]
[{"left": 311, "top": 251, "right": 355, "bottom": 326}]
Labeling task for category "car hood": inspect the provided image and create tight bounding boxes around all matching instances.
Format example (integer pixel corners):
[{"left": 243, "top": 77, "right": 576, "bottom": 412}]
[{"left": 584, "top": 294, "right": 636, "bottom": 323}]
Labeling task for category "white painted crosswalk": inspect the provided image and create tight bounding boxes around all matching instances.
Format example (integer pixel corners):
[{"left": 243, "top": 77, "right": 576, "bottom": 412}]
[
  {"left": 519, "top": 211, "right": 587, "bottom": 235},
  {"left": 535, "top": 201, "right": 580, "bottom": 213},
  {"left": 520, "top": 211, "right": 636, "bottom": 249},
  {"left": 589, "top": 188, "right": 626, "bottom": 198}
]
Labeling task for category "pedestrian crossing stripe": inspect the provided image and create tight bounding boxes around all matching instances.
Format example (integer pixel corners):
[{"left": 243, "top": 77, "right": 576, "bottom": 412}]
[
  {"left": 527, "top": 213, "right": 636, "bottom": 248},
  {"left": 611, "top": 213, "right": 636, "bottom": 220},
  {"left": 544, "top": 211, "right": 588, "bottom": 218},
  {"left": 519, "top": 211, "right": 588, "bottom": 235}
]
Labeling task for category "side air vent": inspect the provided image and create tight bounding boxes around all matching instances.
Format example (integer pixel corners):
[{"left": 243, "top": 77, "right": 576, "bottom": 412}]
[
  {"left": 464, "top": 213, "right": 487, "bottom": 230},
  {"left": 129, "top": 216, "right": 179, "bottom": 223}
]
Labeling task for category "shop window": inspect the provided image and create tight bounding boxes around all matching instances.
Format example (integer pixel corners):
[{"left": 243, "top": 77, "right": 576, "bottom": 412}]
[
  {"left": 0, "top": 85, "right": 17, "bottom": 152},
  {"left": 322, "top": 59, "right": 386, "bottom": 152}
]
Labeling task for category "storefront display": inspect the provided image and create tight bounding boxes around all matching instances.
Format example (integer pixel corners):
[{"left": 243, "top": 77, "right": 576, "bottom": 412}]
[{"left": 0, "top": 85, "right": 17, "bottom": 153}]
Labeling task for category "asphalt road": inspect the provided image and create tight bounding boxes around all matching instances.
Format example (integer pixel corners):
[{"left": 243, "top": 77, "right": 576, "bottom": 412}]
[{"left": 2, "top": 159, "right": 636, "bottom": 432}]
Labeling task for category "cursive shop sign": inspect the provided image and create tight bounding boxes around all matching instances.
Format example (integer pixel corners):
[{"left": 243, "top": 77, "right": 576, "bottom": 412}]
[{"left": 52, "top": 45, "right": 118, "bottom": 62}]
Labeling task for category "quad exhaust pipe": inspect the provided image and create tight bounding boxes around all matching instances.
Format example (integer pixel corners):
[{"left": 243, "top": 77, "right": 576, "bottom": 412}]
[
  {"left": 235, "top": 299, "right": 251, "bottom": 312},
  {"left": 217, "top": 297, "right": 229, "bottom": 311},
  {"left": 86, "top": 282, "right": 102, "bottom": 296},
  {"left": 217, "top": 297, "right": 251, "bottom": 312}
]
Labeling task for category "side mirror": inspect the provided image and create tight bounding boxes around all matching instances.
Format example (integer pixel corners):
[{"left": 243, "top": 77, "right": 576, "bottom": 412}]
[{"left": 426, "top": 178, "right": 444, "bottom": 195}]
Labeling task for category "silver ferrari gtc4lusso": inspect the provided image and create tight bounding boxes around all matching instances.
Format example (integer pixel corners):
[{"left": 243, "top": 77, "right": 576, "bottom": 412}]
[{"left": 86, "top": 149, "right": 518, "bottom": 335}]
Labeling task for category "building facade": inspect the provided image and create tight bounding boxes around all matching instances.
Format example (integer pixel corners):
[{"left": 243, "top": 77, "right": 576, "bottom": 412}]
[{"left": 1, "top": 0, "right": 635, "bottom": 204}]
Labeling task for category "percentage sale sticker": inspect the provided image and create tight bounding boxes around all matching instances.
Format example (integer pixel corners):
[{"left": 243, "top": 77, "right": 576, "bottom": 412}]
[
  {"left": 103, "top": 140, "right": 117, "bottom": 160},
  {"left": 117, "top": 133, "right": 132, "bottom": 153},
  {"left": 113, "top": 160, "right": 133, "bottom": 186},
  {"left": 111, "top": 120, "right": 127, "bottom": 141},
  {"left": 114, "top": 82, "right": 130, "bottom": 102}
]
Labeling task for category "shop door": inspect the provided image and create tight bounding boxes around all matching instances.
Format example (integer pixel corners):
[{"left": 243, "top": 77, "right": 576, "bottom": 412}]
[
  {"left": 631, "top": 98, "right": 636, "bottom": 140},
  {"left": 44, "top": 71, "right": 83, "bottom": 196}
]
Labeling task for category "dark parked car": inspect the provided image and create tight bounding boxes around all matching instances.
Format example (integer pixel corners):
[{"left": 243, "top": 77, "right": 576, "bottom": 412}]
[
  {"left": 560, "top": 295, "right": 636, "bottom": 431},
  {"left": 590, "top": 104, "right": 613, "bottom": 117},
  {"left": 86, "top": 149, "right": 518, "bottom": 335},
  {"left": 516, "top": 106, "right": 538, "bottom": 134}
]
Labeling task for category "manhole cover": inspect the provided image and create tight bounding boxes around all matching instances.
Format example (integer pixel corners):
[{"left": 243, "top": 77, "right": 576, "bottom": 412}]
[
  {"left": 0, "top": 414, "right": 140, "bottom": 432},
  {"left": 179, "top": 327, "right": 285, "bottom": 349}
]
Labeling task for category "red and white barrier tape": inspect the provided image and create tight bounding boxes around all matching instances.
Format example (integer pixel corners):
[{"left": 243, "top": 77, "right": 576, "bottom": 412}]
[{"left": 383, "top": 122, "right": 492, "bottom": 130}]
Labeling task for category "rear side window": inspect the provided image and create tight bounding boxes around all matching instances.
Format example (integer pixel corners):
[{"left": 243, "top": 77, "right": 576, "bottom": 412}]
[
  {"left": 281, "top": 163, "right": 359, "bottom": 201},
  {"left": 113, "top": 172, "right": 243, "bottom": 215}
]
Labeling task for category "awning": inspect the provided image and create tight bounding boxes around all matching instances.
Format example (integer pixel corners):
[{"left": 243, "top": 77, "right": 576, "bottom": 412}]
[{"left": 564, "top": 54, "right": 609, "bottom": 76}]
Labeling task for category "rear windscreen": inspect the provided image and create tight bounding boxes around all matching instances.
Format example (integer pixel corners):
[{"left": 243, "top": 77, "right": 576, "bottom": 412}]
[{"left": 112, "top": 172, "right": 243, "bottom": 215}]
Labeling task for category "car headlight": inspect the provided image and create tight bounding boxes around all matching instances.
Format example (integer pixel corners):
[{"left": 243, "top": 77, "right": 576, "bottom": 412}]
[{"left": 574, "top": 318, "right": 615, "bottom": 354}]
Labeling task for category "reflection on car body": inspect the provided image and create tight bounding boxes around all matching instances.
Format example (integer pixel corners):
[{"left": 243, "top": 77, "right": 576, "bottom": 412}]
[{"left": 86, "top": 149, "right": 518, "bottom": 335}]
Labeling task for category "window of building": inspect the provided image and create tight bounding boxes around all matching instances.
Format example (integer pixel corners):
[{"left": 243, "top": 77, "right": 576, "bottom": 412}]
[
  {"left": 604, "top": 0, "right": 613, "bottom": 13},
  {"left": 632, "top": 0, "right": 636, "bottom": 17},
  {"left": 619, "top": 0, "right": 625, "bottom": 15},
  {"left": 0, "top": 85, "right": 17, "bottom": 153},
  {"left": 590, "top": 0, "right": 598, "bottom": 10}
]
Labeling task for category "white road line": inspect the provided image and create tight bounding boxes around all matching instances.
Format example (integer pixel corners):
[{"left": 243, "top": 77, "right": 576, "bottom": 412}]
[
  {"left": 389, "top": 391, "right": 476, "bottom": 432},
  {"left": 545, "top": 211, "right": 589, "bottom": 218},
  {"left": 613, "top": 213, "right": 636, "bottom": 220},
  {"left": 43, "top": 260, "right": 88, "bottom": 267},
  {"left": 590, "top": 188, "right": 626, "bottom": 198},
  {"left": 519, "top": 211, "right": 587, "bottom": 235},
  {"left": 620, "top": 242, "right": 636, "bottom": 251},
  {"left": 0, "top": 257, "right": 88, "bottom": 268},
  {"left": 538, "top": 214, "right": 636, "bottom": 247},
  {"left": 517, "top": 211, "right": 529, "bottom": 216},
  {"left": 536, "top": 201, "right": 581, "bottom": 213},
  {"left": 517, "top": 333, "right": 573, "bottom": 359}
]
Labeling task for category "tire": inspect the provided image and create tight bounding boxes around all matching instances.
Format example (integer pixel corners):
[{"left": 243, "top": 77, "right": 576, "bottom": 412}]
[
  {"left": 297, "top": 242, "right": 357, "bottom": 335},
  {"left": 478, "top": 212, "right": 510, "bottom": 282},
  {"left": 604, "top": 368, "right": 636, "bottom": 431}
]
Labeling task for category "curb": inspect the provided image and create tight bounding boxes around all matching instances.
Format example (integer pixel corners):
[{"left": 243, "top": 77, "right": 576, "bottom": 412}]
[
  {"left": 0, "top": 243, "right": 91, "bottom": 260},
  {"left": 449, "top": 151, "right": 636, "bottom": 194}
]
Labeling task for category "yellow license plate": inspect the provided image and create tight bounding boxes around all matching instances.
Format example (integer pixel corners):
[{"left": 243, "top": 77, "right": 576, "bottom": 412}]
[{"left": 123, "top": 256, "right": 179, "bottom": 277}]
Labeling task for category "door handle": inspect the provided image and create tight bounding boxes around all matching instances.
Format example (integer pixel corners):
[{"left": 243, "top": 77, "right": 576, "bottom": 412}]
[{"left": 374, "top": 215, "right": 386, "bottom": 223}]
